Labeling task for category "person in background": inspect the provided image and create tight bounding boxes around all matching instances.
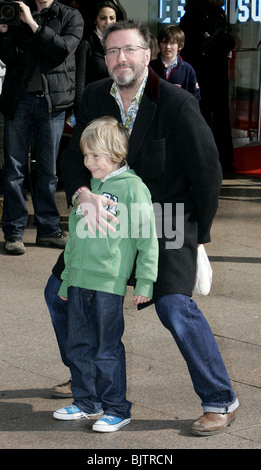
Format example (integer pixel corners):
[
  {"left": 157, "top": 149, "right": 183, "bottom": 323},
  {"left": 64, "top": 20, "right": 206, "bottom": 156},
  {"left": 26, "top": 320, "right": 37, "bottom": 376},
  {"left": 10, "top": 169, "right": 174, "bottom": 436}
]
[
  {"left": 180, "top": 0, "right": 235, "bottom": 172},
  {"left": 0, "top": 0, "right": 84, "bottom": 255},
  {"left": 149, "top": 33, "right": 159, "bottom": 61},
  {"left": 53, "top": 116, "right": 158, "bottom": 432},
  {"left": 59, "top": 1, "right": 87, "bottom": 113},
  {"left": 85, "top": 1, "right": 123, "bottom": 85},
  {"left": 150, "top": 25, "right": 200, "bottom": 101}
]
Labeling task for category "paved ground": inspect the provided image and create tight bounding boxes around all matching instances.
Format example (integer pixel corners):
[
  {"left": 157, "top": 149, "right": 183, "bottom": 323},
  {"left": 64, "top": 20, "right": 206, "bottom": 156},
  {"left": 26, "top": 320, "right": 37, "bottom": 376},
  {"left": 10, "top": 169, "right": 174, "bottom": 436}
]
[{"left": 0, "top": 175, "right": 260, "bottom": 457}]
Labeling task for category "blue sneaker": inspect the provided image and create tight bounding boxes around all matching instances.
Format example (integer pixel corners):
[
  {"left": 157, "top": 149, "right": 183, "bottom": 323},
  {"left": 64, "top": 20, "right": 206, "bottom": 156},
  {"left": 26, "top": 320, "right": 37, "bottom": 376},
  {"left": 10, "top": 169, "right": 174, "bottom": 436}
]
[
  {"left": 92, "top": 414, "right": 130, "bottom": 432},
  {"left": 53, "top": 404, "right": 103, "bottom": 421}
]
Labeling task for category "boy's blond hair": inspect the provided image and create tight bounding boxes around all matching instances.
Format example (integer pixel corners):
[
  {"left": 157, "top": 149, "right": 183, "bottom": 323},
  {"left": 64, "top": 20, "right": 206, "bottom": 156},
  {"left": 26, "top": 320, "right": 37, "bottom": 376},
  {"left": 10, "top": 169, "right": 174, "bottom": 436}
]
[{"left": 80, "top": 116, "right": 129, "bottom": 168}]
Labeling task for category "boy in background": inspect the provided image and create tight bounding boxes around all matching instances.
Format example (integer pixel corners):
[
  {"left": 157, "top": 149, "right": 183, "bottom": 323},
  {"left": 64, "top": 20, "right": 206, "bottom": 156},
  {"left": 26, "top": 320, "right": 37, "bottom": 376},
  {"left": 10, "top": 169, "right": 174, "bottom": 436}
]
[{"left": 150, "top": 25, "right": 201, "bottom": 101}]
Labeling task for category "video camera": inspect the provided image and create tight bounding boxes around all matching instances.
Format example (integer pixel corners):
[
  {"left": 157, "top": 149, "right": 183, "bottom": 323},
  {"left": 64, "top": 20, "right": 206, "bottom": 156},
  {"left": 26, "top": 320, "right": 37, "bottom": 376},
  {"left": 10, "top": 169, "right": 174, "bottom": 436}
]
[{"left": 0, "top": 0, "right": 21, "bottom": 26}]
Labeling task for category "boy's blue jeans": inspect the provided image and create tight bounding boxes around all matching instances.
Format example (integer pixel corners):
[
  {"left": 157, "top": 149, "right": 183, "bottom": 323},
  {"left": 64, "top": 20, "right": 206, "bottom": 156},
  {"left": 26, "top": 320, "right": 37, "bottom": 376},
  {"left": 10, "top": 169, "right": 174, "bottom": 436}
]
[
  {"left": 45, "top": 275, "right": 238, "bottom": 413},
  {"left": 65, "top": 286, "right": 132, "bottom": 419}
]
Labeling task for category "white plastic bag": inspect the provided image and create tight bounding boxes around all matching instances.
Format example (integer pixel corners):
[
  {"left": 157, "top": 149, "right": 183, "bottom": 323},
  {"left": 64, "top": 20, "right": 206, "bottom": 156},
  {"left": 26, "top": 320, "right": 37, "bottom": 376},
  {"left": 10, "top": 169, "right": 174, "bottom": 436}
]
[{"left": 194, "top": 244, "right": 213, "bottom": 295}]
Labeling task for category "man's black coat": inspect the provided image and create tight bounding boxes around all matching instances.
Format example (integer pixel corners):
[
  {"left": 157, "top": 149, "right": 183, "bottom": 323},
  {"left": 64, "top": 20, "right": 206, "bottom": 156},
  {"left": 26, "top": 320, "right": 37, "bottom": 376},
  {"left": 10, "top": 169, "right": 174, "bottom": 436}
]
[{"left": 60, "top": 67, "right": 222, "bottom": 301}]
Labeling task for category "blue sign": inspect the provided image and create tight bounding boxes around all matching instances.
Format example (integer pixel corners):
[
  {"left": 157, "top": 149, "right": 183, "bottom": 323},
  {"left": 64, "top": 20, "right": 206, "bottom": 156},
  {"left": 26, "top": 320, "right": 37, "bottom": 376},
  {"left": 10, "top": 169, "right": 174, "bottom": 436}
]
[{"left": 158, "top": 0, "right": 261, "bottom": 24}]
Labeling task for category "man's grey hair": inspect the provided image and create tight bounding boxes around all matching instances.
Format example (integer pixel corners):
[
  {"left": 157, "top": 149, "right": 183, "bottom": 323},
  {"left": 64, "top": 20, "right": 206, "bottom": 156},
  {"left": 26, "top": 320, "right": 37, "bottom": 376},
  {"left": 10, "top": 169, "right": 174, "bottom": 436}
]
[{"left": 101, "top": 20, "right": 151, "bottom": 51}]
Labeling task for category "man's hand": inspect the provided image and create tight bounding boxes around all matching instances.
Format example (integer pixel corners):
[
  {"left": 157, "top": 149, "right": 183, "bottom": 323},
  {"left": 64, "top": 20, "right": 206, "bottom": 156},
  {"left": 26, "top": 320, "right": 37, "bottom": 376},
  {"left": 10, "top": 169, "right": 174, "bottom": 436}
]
[
  {"left": 78, "top": 187, "right": 119, "bottom": 236},
  {"left": 133, "top": 295, "right": 151, "bottom": 306},
  {"left": 14, "top": 1, "right": 38, "bottom": 32}
]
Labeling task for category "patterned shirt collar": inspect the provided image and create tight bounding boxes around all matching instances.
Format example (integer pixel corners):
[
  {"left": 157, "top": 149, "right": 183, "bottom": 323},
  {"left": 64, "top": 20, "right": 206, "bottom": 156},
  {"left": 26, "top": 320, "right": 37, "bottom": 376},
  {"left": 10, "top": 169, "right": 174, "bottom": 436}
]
[{"left": 110, "top": 68, "right": 148, "bottom": 133}]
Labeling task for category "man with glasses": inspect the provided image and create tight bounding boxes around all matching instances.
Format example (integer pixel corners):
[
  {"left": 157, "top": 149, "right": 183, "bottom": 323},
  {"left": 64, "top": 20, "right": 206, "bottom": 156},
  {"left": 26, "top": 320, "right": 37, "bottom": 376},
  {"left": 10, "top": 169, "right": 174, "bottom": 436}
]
[{"left": 57, "top": 20, "right": 239, "bottom": 435}]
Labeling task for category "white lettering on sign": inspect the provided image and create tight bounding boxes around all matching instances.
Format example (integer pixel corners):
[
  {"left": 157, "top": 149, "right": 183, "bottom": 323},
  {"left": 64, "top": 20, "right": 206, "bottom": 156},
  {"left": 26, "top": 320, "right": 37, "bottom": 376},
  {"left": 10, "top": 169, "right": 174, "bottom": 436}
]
[{"left": 158, "top": 0, "right": 261, "bottom": 24}]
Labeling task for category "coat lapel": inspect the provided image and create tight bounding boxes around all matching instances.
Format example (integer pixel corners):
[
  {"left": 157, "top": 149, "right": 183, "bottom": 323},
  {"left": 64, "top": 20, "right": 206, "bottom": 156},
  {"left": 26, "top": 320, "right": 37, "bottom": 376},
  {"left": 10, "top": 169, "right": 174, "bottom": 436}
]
[{"left": 128, "top": 67, "right": 160, "bottom": 165}]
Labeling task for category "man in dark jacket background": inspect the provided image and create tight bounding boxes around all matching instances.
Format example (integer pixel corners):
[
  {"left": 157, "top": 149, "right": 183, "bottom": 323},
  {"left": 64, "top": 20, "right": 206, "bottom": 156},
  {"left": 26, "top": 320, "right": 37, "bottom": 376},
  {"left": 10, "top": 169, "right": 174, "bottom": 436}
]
[
  {"left": 179, "top": 0, "right": 235, "bottom": 173},
  {"left": 0, "top": 0, "right": 84, "bottom": 255}
]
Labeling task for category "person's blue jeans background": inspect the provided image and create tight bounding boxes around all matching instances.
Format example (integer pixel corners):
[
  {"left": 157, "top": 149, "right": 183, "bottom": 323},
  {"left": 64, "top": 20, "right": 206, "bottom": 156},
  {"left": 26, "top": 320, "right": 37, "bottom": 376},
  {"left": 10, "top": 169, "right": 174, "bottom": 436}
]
[
  {"left": 155, "top": 294, "right": 238, "bottom": 412},
  {"left": 2, "top": 93, "right": 65, "bottom": 240}
]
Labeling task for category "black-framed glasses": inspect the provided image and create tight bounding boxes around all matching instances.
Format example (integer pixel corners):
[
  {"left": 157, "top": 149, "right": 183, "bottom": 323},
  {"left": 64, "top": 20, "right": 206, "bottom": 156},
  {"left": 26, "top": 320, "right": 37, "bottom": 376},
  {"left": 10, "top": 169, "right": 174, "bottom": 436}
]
[{"left": 105, "top": 45, "right": 148, "bottom": 57}]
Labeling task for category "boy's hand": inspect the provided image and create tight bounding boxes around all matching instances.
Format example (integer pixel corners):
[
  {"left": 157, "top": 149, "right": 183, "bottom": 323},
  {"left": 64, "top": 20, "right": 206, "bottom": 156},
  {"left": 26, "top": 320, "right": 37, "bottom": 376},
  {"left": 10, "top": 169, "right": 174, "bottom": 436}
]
[
  {"left": 59, "top": 296, "right": 68, "bottom": 301},
  {"left": 78, "top": 187, "right": 119, "bottom": 236},
  {"left": 133, "top": 295, "right": 151, "bottom": 306}
]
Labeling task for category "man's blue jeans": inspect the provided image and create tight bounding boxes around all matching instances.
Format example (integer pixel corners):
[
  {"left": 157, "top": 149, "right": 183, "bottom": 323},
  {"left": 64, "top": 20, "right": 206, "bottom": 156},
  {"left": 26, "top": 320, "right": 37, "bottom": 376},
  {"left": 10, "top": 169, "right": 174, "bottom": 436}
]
[
  {"left": 65, "top": 286, "right": 132, "bottom": 419},
  {"left": 44, "top": 274, "right": 69, "bottom": 368},
  {"left": 2, "top": 93, "right": 65, "bottom": 239},
  {"left": 155, "top": 294, "right": 239, "bottom": 413}
]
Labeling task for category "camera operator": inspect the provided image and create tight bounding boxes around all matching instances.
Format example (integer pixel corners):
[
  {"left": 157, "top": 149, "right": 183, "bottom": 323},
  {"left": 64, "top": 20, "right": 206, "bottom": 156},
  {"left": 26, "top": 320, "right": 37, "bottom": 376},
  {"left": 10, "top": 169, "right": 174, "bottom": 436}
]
[{"left": 0, "top": 1, "right": 84, "bottom": 255}]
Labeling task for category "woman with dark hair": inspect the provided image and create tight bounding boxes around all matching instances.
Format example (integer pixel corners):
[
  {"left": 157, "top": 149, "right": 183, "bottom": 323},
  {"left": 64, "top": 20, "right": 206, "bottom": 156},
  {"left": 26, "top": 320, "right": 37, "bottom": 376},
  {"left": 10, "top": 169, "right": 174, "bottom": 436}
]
[
  {"left": 58, "top": 1, "right": 124, "bottom": 85},
  {"left": 85, "top": 1, "right": 124, "bottom": 85},
  {"left": 59, "top": 1, "right": 124, "bottom": 40}
]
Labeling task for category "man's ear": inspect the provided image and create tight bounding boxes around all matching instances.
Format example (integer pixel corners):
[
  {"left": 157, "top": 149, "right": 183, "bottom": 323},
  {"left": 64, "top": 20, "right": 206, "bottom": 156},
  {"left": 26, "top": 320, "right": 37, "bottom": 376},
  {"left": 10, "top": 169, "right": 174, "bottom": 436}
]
[{"left": 145, "top": 47, "right": 151, "bottom": 66}]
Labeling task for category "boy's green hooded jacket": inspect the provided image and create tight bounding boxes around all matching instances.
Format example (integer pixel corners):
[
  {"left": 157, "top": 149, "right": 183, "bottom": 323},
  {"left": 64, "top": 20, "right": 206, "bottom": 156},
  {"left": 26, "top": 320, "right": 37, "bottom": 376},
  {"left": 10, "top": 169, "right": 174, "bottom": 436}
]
[{"left": 58, "top": 166, "right": 158, "bottom": 299}]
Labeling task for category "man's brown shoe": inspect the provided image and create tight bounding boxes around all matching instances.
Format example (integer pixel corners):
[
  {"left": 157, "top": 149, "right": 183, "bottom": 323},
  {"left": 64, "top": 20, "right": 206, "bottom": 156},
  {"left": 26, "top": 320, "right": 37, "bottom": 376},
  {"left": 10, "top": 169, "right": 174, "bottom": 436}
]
[
  {"left": 51, "top": 379, "right": 73, "bottom": 398},
  {"left": 190, "top": 410, "right": 236, "bottom": 436}
]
